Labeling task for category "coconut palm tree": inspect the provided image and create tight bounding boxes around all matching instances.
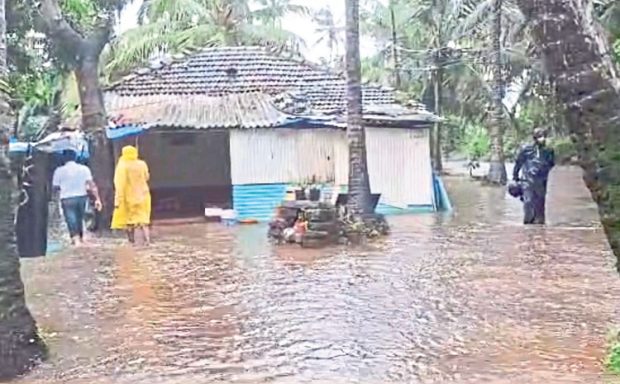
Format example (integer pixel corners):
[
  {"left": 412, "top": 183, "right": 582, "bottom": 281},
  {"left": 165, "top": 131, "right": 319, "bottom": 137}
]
[
  {"left": 253, "top": 0, "right": 309, "bottom": 28},
  {"left": 361, "top": 0, "right": 529, "bottom": 170},
  {"left": 486, "top": 0, "right": 507, "bottom": 184},
  {"left": 105, "top": 0, "right": 304, "bottom": 78},
  {"left": 0, "top": 0, "right": 47, "bottom": 378},
  {"left": 514, "top": 0, "right": 620, "bottom": 264},
  {"left": 345, "top": 0, "right": 372, "bottom": 217},
  {"left": 313, "top": 6, "right": 344, "bottom": 67}
]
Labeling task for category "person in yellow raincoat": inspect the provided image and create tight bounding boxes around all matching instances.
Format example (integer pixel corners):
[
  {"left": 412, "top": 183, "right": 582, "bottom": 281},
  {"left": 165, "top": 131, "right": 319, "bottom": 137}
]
[{"left": 111, "top": 145, "right": 152, "bottom": 245}]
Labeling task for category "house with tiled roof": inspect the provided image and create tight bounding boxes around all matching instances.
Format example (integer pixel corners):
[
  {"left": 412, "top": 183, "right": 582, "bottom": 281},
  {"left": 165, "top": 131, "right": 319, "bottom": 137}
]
[{"left": 104, "top": 46, "right": 442, "bottom": 220}]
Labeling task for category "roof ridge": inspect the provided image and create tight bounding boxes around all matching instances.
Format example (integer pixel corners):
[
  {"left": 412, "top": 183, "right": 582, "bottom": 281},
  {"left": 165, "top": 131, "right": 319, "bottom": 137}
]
[{"left": 105, "top": 44, "right": 396, "bottom": 93}]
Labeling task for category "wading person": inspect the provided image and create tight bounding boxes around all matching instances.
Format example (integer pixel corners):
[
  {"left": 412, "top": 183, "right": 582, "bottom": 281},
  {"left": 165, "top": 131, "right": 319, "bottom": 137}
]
[
  {"left": 512, "top": 128, "right": 555, "bottom": 224},
  {"left": 111, "top": 145, "right": 152, "bottom": 245},
  {"left": 52, "top": 150, "right": 102, "bottom": 245}
]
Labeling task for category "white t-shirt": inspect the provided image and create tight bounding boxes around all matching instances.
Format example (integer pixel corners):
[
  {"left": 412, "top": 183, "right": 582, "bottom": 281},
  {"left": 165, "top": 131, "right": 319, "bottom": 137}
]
[{"left": 52, "top": 161, "right": 93, "bottom": 200}]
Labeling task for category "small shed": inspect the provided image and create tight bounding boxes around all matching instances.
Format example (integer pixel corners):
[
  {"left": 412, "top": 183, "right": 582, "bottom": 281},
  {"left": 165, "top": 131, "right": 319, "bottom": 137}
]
[{"left": 104, "top": 46, "right": 442, "bottom": 221}]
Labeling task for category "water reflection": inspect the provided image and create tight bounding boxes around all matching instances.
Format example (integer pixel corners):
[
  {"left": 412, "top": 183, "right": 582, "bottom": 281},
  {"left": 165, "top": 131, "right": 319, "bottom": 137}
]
[{"left": 17, "top": 166, "right": 620, "bottom": 384}]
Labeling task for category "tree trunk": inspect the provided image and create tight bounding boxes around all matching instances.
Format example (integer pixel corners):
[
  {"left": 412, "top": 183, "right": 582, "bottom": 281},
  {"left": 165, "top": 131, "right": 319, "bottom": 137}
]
[
  {"left": 389, "top": 2, "right": 401, "bottom": 89},
  {"left": 432, "top": 58, "right": 444, "bottom": 172},
  {"left": 75, "top": 50, "right": 115, "bottom": 227},
  {"left": 515, "top": 0, "right": 620, "bottom": 267},
  {"left": 345, "top": 0, "right": 372, "bottom": 217},
  {"left": 0, "top": 0, "right": 5, "bottom": 70},
  {"left": 0, "top": 151, "right": 48, "bottom": 380},
  {"left": 15, "top": 151, "right": 50, "bottom": 258},
  {"left": 38, "top": 0, "right": 116, "bottom": 229},
  {"left": 89, "top": 131, "right": 115, "bottom": 227},
  {"left": 0, "top": 0, "right": 47, "bottom": 376},
  {"left": 74, "top": 51, "right": 107, "bottom": 130},
  {"left": 487, "top": 0, "right": 508, "bottom": 185}
]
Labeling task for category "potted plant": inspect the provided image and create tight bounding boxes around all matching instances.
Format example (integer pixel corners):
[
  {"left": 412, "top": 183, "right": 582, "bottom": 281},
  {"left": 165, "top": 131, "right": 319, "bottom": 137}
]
[
  {"left": 308, "top": 183, "right": 321, "bottom": 201},
  {"left": 295, "top": 183, "right": 307, "bottom": 200}
]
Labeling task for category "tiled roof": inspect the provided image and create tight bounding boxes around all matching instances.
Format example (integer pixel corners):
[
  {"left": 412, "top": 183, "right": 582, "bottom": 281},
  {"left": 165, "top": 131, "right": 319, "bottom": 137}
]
[
  {"left": 106, "top": 46, "right": 397, "bottom": 114},
  {"left": 104, "top": 92, "right": 297, "bottom": 129}
]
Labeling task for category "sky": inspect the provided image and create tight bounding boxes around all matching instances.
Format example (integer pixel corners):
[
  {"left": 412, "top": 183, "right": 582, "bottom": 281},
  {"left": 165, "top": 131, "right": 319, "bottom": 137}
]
[{"left": 117, "top": 0, "right": 381, "bottom": 62}]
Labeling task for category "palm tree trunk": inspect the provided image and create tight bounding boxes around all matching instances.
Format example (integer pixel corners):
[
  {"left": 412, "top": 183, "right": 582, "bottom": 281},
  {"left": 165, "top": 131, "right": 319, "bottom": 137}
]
[
  {"left": 0, "top": 0, "right": 47, "bottom": 378},
  {"left": 345, "top": 0, "right": 372, "bottom": 217},
  {"left": 515, "top": 0, "right": 620, "bottom": 267},
  {"left": 486, "top": 0, "right": 507, "bottom": 184},
  {"left": 389, "top": 1, "right": 401, "bottom": 89},
  {"left": 432, "top": 54, "right": 444, "bottom": 172}
]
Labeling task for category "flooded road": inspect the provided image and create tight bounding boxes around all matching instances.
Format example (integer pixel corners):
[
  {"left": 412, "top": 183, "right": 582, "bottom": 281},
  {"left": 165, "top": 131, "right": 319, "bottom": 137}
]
[{"left": 13, "top": 166, "right": 620, "bottom": 383}]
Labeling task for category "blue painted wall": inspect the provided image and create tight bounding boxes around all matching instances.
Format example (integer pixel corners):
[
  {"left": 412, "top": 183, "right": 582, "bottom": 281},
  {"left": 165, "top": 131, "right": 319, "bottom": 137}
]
[
  {"left": 232, "top": 179, "right": 451, "bottom": 222},
  {"left": 233, "top": 183, "right": 288, "bottom": 222},
  {"left": 432, "top": 173, "right": 453, "bottom": 212},
  {"left": 375, "top": 204, "right": 435, "bottom": 215}
]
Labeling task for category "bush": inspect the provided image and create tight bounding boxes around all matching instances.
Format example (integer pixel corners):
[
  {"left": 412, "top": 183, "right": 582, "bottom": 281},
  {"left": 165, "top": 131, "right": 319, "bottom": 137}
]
[
  {"left": 460, "top": 122, "right": 490, "bottom": 160},
  {"left": 550, "top": 136, "right": 578, "bottom": 164},
  {"left": 606, "top": 331, "right": 620, "bottom": 374}
]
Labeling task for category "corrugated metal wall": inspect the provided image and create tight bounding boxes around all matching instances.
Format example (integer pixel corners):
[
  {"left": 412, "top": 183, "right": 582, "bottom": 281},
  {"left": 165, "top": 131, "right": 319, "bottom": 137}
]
[
  {"left": 334, "top": 128, "right": 433, "bottom": 207},
  {"left": 366, "top": 127, "right": 433, "bottom": 207},
  {"left": 334, "top": 133, "right": 349, "bottom": 186},
  {"left": 230, "top": 129, "right": 337, "bottom": 185},
  {"left": 230, "top": 127, "right": 433, "bottom": 220},
  {"left": 233, "top": 183, "right": 287, "bottom": 221}
]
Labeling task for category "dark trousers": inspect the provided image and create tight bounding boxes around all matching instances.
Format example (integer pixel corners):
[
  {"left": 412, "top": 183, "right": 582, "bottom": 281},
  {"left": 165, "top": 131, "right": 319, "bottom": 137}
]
[
  {"left": 522, "top": 184, "right": 547, "bottom": 225},
  {"left": 61, "top": 196, "right": 88, "bottom": 238}
]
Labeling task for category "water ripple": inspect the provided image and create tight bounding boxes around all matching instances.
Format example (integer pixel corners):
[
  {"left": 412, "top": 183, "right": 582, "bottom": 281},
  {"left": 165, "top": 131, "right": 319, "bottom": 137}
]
[{"left": 16, "top": 166, "right": 620, "bottom": 384}]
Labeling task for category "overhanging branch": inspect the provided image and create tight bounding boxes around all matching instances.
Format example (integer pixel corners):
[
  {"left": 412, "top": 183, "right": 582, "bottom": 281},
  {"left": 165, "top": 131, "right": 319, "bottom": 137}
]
[
  {"left": 37, "top": 0, "right": 84, "bottom": 52},
  {"left": 88, "top": 15, "right": 114, "bottom": 54}
]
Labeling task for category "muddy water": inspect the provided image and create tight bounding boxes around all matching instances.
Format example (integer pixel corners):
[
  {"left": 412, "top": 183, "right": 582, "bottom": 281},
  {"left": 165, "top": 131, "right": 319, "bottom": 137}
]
[{"left": 13, "top": 166, "right": 620, "bottom": 384}]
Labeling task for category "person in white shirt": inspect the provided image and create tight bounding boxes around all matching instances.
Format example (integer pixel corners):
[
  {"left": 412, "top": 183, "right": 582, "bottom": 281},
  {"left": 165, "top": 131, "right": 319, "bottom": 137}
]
[{"left": 52, "top": 150, "right": 102, "bottom": 245}]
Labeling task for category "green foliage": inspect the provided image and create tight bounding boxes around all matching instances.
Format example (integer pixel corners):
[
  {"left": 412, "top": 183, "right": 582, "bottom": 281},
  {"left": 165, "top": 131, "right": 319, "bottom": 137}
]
[
  {"left": 7, "top": 69, "right": 65, "bottom": 139},
  {"left": 0, "top": 78, "right": 10, "bottom": 96},
  {"left": 313, "top": 6, "right": 344, "bottom": 66},
  {"left": 550, "top": 136, "right": 577, "bottom": 164},
  {"left": 18, "top": 111, "right": 49, "bottom": 140},
  {"left": 459, "top": 120, "right": 490, "bottom": 160},
  {"left": 253, "top": 0, "right": 309, "bottom": 27},
  {"left": 57, "top": 0, "right": 130, "bottom": 33},
  {"left": 10, "top": 70, "right": 60, "bottom": 113},
  {"left": 60, "top": 0, "right": 99, "bottom": 23},
  {"left": 606, "top": 331, "right": 620, "bottom": 374},
  {"left": 514, "top": 98, "right": 546, "bottom": 131},
  {"left": 104, "top": 0, "right": 305, "bottom": 78}
]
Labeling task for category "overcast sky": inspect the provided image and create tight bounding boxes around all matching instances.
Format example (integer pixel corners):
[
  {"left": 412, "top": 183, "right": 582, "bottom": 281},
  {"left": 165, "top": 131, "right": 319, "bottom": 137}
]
[{"left": 117, "top": 0, "right": 381, "bottom": 61}]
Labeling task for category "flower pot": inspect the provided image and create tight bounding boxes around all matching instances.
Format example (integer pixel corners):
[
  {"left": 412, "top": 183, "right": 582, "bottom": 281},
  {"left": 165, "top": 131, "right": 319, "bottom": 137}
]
[
  {"left": 309, "top": 188, "right": 321, "bottom": 201},
  {"left": 295, "top": 189, "right": 307, "bottom": 200}
]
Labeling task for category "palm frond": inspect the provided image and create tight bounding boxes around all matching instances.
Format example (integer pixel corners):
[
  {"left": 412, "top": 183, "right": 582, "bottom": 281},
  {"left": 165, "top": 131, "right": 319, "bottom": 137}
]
[
  {"left": 238, "top": 23, "right": 306, "bottom": 50},
  {"left": 103, "top": 20, "right": 181, "bottom": 78},
  {"left": 0, "top": 78, "right": 11, "bottom": 96}
]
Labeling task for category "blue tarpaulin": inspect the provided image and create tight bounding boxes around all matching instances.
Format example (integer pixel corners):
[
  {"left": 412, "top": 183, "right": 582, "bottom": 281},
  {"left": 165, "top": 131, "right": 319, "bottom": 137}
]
[
  {"left": 106, "top": 124, "right": 147, "bottom": 140},
  {"left": 8, "top": 131, "right": 90, "bottom": 159}
]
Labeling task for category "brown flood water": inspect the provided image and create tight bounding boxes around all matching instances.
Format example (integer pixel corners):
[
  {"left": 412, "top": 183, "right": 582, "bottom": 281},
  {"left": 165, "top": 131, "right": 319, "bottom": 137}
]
[{"left": 11, "top": 166, "right": 620, "bottom": 384}]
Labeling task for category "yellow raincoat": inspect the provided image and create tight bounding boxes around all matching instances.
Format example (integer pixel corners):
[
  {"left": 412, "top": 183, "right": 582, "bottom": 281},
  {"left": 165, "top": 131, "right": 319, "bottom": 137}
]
[{"left": 111, "top": 146, "right": 151, "bottom": 229}]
